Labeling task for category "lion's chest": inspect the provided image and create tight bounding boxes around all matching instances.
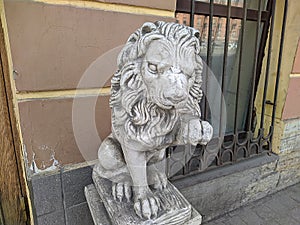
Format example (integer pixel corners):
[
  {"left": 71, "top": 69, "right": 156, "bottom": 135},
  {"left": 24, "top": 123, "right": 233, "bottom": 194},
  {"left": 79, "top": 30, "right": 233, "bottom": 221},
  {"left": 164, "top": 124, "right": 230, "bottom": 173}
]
[
  {"left": 113, "top": 107, "right": 179, "bottom": 150},
  {"left": 132, "top": 115, "right": 178, "bottom": 150}
]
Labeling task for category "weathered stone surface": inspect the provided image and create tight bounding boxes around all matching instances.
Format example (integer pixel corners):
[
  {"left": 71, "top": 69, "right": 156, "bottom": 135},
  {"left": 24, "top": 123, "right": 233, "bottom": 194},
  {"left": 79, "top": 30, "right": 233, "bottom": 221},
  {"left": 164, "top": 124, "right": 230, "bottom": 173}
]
[
  {"left": 28, "top": 144, "right": 299, "bottom": 224},
  {"left": 205, "top": 183, "right": 300, "bottom": 225},
  {"left": 30, "top": 173, "right": 63, "bottom": 217},
  {"left": 65, "top": 202, "right": 94, "bottom": 225},
  {"left": 94, "top": 21, "right": 213, "bottom": 221},
  {"left": 85, "top": 183, "right": 202, "bottom": 225},
  {"left": 85, "top": 184, "right": 111, "bottom": 225},
  {"left": 93, "top": 168, "right": 201, "bottom": 225},
  {"left": 30, "top": 167, "right": 95, "bottom": 225},
  {"left": 174, "top": 141, "right": 299, "bottom": 223},
  {"left": 62, "top": 166, "right": 93, "bottom": 208},
  {"left": 276, "top": 119, "right": 300, "bottom": 190},
  {"left": 175, "top": 155, "right": 280, "bottom": 222},
  {"left": 243, "top": 162, "right": 280, "bottom": 203},
  {"left": 280, "top": 137, "right": 300, "bottom": 153},
  {"left": 281, "top": 119, "right": 300, "bottom": 142},
  {"left": 276, "top": 149, "right": 300, "bottom": 190},
  {"left": 185, "top": 210, "right": 203, "bottom": 225},
  {"left": 36, "top": 210, "right": 65, "bottom": 225}
]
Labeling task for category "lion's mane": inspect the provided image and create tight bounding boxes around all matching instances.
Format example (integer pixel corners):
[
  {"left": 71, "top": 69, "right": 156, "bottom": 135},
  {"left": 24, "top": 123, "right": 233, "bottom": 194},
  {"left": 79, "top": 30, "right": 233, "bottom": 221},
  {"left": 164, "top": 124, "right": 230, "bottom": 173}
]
[{"left": 110, "top": 21, "right": 204, "bottom": 149}]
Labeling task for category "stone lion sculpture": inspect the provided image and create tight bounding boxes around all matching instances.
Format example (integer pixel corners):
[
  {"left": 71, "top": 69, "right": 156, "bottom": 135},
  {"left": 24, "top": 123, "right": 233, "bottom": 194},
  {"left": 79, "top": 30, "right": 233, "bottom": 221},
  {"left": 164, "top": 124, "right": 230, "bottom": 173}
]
[{"left": 95, "top": 21, "right": 213, "bottom": 220}]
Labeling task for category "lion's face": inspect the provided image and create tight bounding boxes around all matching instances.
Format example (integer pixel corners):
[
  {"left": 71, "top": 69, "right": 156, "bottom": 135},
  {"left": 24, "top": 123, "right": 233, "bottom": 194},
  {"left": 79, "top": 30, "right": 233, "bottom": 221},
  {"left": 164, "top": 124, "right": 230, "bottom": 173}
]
[
  {"left": 110, "top": 22, "right": 205, "bottom": 147},
  {"left": 141, "top": 39, "right": 196, "bottom": 110}
]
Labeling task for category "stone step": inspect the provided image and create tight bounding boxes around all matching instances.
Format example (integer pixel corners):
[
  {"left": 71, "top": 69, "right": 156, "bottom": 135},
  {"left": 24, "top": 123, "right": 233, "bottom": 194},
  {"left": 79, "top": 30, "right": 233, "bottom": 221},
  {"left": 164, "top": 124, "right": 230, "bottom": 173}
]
[{"left": 85, "top": 171, "right": 202, "bottom": 225}]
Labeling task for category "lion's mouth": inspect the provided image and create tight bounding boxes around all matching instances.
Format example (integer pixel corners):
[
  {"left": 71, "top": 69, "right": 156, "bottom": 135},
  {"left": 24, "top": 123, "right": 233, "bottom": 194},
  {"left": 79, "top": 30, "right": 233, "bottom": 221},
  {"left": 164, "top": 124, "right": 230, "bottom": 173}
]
[
  {"left": 155, "top": 99, "right": 188, "bottom": 110},
  {"left": 156, "top": 101, "right": 174, "bottom": 110}
]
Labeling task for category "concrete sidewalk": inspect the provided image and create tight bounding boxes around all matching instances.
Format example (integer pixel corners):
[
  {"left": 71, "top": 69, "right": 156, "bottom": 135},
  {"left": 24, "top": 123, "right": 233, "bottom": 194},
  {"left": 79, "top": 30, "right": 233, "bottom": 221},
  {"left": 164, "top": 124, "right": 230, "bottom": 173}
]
[{"left": 204, "top": 183, "right": 300, "bottom": 225}]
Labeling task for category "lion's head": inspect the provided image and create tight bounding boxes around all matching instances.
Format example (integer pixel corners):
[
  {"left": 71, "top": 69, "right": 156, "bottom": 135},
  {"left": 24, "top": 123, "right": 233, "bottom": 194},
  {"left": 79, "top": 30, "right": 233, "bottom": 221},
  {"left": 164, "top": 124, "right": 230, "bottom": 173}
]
[{"left": 110, "top": 21, "right": 204, "bottom": 147}]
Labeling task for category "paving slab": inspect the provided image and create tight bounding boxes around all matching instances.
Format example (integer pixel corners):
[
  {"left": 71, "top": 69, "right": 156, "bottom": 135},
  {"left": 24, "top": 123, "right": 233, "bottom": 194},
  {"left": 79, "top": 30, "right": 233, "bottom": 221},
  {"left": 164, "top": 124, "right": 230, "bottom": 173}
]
[{"left": 204, "top": 183, "right": 300, "bottom": 225}]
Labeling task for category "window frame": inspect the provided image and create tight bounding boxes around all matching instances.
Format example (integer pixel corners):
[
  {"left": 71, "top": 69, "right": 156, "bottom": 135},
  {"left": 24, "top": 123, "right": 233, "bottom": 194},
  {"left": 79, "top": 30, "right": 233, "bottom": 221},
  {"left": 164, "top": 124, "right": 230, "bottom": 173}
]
[{"left": 167, "top": 0, "right": 280, "bottom": 180}]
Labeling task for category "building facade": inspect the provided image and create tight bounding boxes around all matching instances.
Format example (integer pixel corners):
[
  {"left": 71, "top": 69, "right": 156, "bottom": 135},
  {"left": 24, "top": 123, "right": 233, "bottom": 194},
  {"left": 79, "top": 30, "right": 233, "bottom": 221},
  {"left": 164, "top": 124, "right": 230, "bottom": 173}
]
[{"left": 0, "top": 0, "right": 299, "bottom": 224}]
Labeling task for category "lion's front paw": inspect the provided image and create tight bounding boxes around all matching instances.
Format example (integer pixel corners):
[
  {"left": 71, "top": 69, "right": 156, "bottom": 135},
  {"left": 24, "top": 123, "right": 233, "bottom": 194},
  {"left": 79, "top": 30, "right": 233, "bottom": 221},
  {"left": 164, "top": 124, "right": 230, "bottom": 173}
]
[
  {"left": 184, "top": 119, "right": 213, "bottom": 145},
  {"left": 200, "top": 121, "right": 213, "bottom": 145},
  {"left": 133, "top": 188, "right": 160, "bottom": 219}
]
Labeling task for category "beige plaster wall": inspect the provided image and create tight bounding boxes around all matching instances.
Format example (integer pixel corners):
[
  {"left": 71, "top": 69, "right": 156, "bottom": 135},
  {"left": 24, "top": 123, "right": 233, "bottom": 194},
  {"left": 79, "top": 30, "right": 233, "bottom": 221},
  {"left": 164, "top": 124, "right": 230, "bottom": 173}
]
[{"left": 255, "top": 0, "right": 300, "bottom": 153}]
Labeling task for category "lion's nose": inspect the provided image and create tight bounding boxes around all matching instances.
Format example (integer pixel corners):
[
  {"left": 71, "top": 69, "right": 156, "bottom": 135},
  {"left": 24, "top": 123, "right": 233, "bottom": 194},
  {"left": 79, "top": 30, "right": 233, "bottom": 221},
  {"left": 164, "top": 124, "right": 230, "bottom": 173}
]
[{"left": 165, "top": 89, "right": 187, "bottom": 103}]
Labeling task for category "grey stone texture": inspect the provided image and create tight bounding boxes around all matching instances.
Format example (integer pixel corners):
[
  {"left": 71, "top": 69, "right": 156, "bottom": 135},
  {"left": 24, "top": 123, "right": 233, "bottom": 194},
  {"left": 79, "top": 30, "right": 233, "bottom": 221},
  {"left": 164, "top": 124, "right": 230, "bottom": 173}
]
[
  {"left": 30, "top": 165, "right": 94, "bottom": 225},
  {"left": 85, "top": 184, "right": 111, "bottom": 225},
  {"left": 29, "top": 151, "right": 299, "bottom": 224},
  {"left": 36, "top": 210, "right": 65, "bottom": 225},
  {"left": 96, "top": 21, "right": 213, "bottom": 221},
  {"left": 65, "top": 202, "right": 94, "bottom": 225},
  {"left": 30, "top": 172, "right": 64, "bottom": 217},
  {"left": 61, "top": 166, "right": 93, "bottom": 208},
  {"left": 204, "top": 182, "right": 300, "bottom": 225},
  {"left": 173, "top": 154, "right": 280, "bottom": 222},
  {"left": 173, "top": 118, "right": 300, "bottom": 223},
  {"left": 28, "top": 118, "right": 300, "bottom": 225},
  {"left": 85, "top": 184, "right": 203, "bottom": 225},
  {"left": 276, "top": 119, "right": 300, "bottom": 190}
]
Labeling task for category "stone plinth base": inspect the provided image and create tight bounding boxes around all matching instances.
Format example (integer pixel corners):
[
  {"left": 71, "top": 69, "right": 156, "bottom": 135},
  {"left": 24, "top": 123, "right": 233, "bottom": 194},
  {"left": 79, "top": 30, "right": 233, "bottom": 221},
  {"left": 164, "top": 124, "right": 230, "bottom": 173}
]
[
  {"left": 85, "top": 171, "right": 202, "bottom": 225},
  {"left": 85, "top": 184, "right": 111, "bottom": 225}
]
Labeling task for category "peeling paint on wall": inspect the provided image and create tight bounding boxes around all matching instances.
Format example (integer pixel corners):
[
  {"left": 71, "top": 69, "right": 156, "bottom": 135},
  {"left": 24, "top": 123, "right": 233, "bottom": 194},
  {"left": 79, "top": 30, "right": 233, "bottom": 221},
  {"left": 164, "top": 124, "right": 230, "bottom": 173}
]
[{"left": 29, "top": 150, "right": 60, "bottom": 175}]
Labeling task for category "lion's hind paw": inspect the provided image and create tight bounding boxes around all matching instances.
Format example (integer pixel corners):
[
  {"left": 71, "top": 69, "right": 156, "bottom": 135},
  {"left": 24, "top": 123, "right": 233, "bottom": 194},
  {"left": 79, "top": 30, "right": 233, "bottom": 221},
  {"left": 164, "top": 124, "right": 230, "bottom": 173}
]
[
  {"left": 112, "top": 181, "right": 132, "bottom": 203},
  {"left": 151, "top": 172, "right": 167, "bottom": 191},
  {"left": 148, "top": 168, "right": 168, "bottom": 191}
]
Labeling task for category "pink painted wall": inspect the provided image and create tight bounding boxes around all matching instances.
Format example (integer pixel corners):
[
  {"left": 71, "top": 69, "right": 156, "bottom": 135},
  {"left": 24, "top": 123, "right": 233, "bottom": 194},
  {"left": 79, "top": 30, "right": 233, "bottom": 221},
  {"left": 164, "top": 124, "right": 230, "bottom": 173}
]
[{"left": 283, "top": 40, "right": 300, "bottom": 120}]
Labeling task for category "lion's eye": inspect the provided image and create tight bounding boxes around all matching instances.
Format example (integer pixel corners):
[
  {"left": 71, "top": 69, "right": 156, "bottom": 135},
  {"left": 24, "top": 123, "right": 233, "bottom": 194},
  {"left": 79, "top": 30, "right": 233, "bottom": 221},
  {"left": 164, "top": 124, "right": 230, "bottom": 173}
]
[{"left": 148, "top": 63, "right": 158, "bottom": 74}]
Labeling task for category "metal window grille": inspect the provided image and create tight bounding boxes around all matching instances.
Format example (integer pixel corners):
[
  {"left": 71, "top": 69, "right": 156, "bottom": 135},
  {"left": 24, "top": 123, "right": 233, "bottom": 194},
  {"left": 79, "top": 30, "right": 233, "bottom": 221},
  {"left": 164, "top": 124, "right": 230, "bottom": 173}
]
[{"left": 166, "top": 0, "right": 288, "bottom": 180}]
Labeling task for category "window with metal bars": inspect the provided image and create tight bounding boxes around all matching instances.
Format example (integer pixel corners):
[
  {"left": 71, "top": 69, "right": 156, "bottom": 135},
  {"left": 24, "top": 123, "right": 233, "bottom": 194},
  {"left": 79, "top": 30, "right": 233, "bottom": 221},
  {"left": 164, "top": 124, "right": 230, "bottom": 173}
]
[{"left": 166, "top": 0, "right": 287, "bottom": 180}]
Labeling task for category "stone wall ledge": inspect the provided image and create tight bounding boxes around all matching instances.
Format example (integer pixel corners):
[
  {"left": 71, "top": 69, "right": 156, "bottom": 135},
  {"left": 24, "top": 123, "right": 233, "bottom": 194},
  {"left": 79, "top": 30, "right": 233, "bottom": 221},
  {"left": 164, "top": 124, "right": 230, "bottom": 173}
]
[{"left": 173, "top": 153, "right": 279, "bottom": 189}]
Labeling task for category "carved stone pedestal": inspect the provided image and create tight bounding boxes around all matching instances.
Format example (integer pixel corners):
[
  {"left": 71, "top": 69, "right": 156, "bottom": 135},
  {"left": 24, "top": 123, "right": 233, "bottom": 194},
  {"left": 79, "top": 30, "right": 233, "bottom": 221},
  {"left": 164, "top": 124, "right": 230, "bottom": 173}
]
[{"left": 85, "top": 170, "right": 202, "bottom": 225}]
